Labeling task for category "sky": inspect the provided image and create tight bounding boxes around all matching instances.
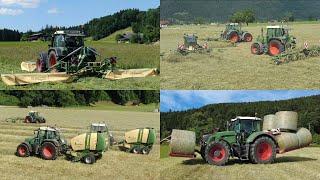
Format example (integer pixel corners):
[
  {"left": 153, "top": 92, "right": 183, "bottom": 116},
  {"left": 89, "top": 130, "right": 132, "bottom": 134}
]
[
  {"left": 0, "top": 0, "right": 159, "bottom": 32},
  {"left": 160, "top": 90, "right": 320, "bottom": 112}
]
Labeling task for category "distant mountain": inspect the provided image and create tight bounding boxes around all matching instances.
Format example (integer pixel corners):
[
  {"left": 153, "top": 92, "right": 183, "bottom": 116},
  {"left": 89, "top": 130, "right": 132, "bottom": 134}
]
[
  {"left": 160, "top": 0, "right": 320, "bottom": 23},
  {"left": 161, "top": 95, "right": 320, "bottom": 140}
]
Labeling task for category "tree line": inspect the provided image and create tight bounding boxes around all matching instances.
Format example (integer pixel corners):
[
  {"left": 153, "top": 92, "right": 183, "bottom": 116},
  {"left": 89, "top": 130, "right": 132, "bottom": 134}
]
[
  {"left": 0, "top": 29, "right": 22, "bottom": 41},
  {"left": 0, "top": 90, "right": 159, "bottom": 107},
  {"left": 161, "top": 0, "right": 320, "bottom": 24},
  {"left": 161, "top": 95, "right": 320, "bottom": 144}
]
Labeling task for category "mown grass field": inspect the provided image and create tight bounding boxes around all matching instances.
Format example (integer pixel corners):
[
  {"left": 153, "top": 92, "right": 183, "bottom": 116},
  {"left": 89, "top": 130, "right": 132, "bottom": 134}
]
[
  {"left": 0, "top": 107, "right": 160, "bottom": 180},
  {"left": 160, "top": 144, "right": 320, "bottom": 179},
  {"left": 161, "top": 21, "right": 320, "bottom": 89},
  {"left": 0, "top": 36, "right": 159, "bottom": 90}
]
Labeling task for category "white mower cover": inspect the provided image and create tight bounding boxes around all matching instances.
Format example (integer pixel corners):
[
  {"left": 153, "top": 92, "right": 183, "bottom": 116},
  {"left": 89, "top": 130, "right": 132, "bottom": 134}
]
[{"left": 104, "top": 68, "right": 158, "bottom": 80}]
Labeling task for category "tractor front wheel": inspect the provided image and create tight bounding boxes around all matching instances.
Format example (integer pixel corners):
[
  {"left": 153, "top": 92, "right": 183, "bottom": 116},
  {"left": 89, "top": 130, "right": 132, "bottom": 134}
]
[
  {"left": 251, "top": 43, "right": 262, "bottom": 55},
  {"left": 244, "top": 33, "right": 253, "bottom": 42},
  {"left": 83, "top": 153, "right": 96, "bottom": 164},
  {"left": 205, "top": 141, "right": 230, "bottom": 166},
  {"left": 250, "top": 136, "right": 276, "bottom": 164},
  {"left": 16, "top": 144, "right": 30, "bottom": 157},
  {"left": 24, "top": 116, "right": 32, "bottom": 123},
  {"left": 229, "top": 32, "right": 239, "bottom": 43},
  {"left": 40, "top": 142, "right": 58, "bottom": 160},
  {"left": 268, "top": 40, "right": 284, "bottom": 56}
]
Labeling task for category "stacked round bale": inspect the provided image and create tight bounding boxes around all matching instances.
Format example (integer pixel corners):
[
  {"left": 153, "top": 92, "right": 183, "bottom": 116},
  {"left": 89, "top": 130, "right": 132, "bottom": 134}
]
[
  {"left": 169, "top": 129, "right": 196, "bottom": 157},
  {"left": 263, "top": 111, "right": 312, "bottom": 153}
]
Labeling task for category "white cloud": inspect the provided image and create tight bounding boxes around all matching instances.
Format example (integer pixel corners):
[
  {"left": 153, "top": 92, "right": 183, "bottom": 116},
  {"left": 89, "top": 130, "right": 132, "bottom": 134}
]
[
  {"left": 0, "top": 7, "right": 23, "bottom": 15},
  {"left": 47, "top": 7, "right": 59, "bottom": 14},
  {"left": 0, "top": 0, "right": 40, "bottom": 8}
]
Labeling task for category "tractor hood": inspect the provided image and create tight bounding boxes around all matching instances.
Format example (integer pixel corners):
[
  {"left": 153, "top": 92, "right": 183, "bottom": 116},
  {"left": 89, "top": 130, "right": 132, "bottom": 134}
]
[{"left": 206, "top": 131, "right": 237, "bottom": 143}]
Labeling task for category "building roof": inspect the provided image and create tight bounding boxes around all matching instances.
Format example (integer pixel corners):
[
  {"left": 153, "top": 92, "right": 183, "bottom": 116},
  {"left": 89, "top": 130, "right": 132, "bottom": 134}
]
[{"left": 231, "top": 116, "right": 262, "bottom": 121}]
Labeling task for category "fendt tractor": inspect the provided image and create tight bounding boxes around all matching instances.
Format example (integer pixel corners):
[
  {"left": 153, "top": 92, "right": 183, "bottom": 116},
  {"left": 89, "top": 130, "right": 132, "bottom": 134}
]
[
  {"left": 36, "top": 30, "right": 117, "bottom": 74},
  {"left": 251, "top": 25, "right": 296, "bottom": 56},
  {"left": 220, "top": 23, "right": 253, "bottom": 43},
  {"left": 166, "top": 111, "right": 312, "bottom": 166},
  {"left": 16, "top": 127, "right": 67, "bottom": 160},
  {"left": 24, "top": 111, "right": 46, "bottom": 123},
  {"left": 177, "top": 34, "right": 209, "bottom": 55},
  {"left": 119, "top": 127, "right": 156, "bottom": 154}
]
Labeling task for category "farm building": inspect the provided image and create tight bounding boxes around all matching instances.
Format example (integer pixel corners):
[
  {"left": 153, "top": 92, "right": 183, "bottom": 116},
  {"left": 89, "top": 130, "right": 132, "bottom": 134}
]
[
  {"left": 117, "top": 33, "right": 143, "bottom": 43},
  {"left": 27, "top": 33, "right": 49, "bottom": 41},
  {"left": 160, "top": 20, "right": 170, "bottom": 28}
]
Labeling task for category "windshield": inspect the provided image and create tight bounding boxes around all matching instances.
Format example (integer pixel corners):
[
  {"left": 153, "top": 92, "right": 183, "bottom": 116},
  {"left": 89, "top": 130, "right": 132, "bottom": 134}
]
[
  {"left": 53, "top": 35, "right": 66, "bottom": 47},
  {"left": 65, "top": 36, "right": 84, "bottom": 47}
]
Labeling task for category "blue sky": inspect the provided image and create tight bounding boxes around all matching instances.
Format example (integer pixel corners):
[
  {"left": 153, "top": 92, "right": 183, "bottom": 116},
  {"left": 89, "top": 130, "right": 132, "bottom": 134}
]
[
  {"left": 160, "top": 90, "right": 320, "bottom": 112},
  {"left": 0, "top": 0, "right": 159, "bottom": 32}
]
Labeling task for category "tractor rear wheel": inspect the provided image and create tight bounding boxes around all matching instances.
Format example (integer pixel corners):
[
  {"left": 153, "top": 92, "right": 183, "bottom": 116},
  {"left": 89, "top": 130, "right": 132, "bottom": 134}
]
[
  {"left": 229, "top": 32, "right": 240, "bottom": 43},
  {"left": 83, "top": 153, "right": 96, "bottom": 164},
  {"left": 16, "top": 144, "right": 30, "bottom": 157},
  {"left": 24, "top": 116, "right": 32, "bottom": 123},
  {"left": 251, "top": 43, "right": 262, "bottom": 55},
  {"left": 244, "top": 33, "right": 253, "bottom": 42},
  {"left": 200, "top": 146, "right": 206, "bottom": 162},
  {"left": 205, "top": 141, "right": 230, "bottom": 166},
  {"left": 250, "top": 136, "right": 276, "bottom": 164},
  {"left": 48, "top": 51, "right": 58, "bottom": 72},
  {"left": 40, "top": 142, "right": 58, "bottom": 160},
  {"left": 268, "top": 40, "right": 284, "bottom": 56}
]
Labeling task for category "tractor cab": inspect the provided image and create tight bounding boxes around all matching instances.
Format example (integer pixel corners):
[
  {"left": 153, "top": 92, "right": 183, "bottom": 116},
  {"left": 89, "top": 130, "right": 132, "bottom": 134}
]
[
  {"left": 229, "top": 116, "right": 262, "bottom": 141},
  {"left": 183, "top": 34, "right": 198, "bottom": 48},
  {"left": 33, "top": 127, "right": 63, "bottom": 141},
  {"left": 225, "top": 23, "right": 241, "bottom": 32},
  {"left": 51, "top": 30, "right": 85, "bottom": 49},
  {"left": 28, "top": 111, "right": 38, "bottom": 117},
  {"left": 266, "top": 26, "right": 287, "bottom": 39}
]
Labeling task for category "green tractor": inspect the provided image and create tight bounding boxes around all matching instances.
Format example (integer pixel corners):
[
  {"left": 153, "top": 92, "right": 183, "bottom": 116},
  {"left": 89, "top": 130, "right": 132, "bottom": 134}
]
[
  {"left": 177, "top": 34, "right": 208, "bottom": 55},
  {"left": 16, "top": 127, "right": 67, "bottom": 160},
  {"left": 24, "top": 111, "right": 46, "bottom": 123},
  {"left": 251, "top": 25, "right": 296, "bottom": 56},
  {"left": 36, "top": 30, "right": 115, "bottom": 73},
  {"left": 220, "top": 23, "right": 253, "bottom": 43}
]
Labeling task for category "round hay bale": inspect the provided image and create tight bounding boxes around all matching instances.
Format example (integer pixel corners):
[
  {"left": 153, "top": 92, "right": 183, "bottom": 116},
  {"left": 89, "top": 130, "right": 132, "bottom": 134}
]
[
  {"left": 297, "top": 128, "right": 312, "bottom": 147},
  {"left": 275, "top": 111, "right": 298, "bottom": 131},
  {"left": 170, "top": 129, "right": 196, "bottom": 156},
  {"left": 263, "top": 114, "right": 277, "bottom": 131},
  {"left": 275, "top": 132, "right": 299, "bottom": 153}
]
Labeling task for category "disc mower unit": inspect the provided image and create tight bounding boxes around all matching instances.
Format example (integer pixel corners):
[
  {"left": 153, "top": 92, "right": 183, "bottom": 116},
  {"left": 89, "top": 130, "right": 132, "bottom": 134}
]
[
  {"left": 177, "top": 34, "right": 209, "bottom": 55},
  {"left": 251, "top": 25, "right": 296, "bottom": 56},
  {"left": 24, "top": 111, "right": 46, "bottom": 123},
  {"left": 220, "top": 23, "right": 253, "bottom": 43},
  {"left": 16, "top": 127, "right": 68, "bottom": 160},
  {"left": 166, "top": 113, "right": 312, "bottom": 166},
  {"left": 119, "top": 127, "right": 156, "bottom": 155}
]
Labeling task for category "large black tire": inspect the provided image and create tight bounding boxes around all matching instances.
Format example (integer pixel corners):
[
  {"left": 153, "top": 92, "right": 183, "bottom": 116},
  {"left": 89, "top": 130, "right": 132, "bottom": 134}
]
[
  {"left": 251, "top": 43, "right": 262, "bottom": 55},
  {"left": 268, "top": 40, "right": 284, "bottom": 56},
  {"left": 16, "top": 143, "right": 30, "bottom": 157},
  {"left": 249, "top": 136, "right": 276, "bottom": 164},
  {"left": 132, "top": 146, "right": 140, "bottom": 154},
  {"left": 205, "top": 141, "right": 230, "bottom": 166},
  {"left": 243, "top": 33, "right": 253, "bottom": 42},
  {"left": 200, "top": 145, "right": 206, "bottom": 162},
  {"left": 48, "top": 51, "right": 58, "bottom": 72},
  {"left": 24, "top": 116, "right": 32, "bottom": 123},
  {"left": 40, "top": 142, "right": 58, "bottom": 160},
  {"left": 38, "top": 118, "right": 46, "bottom": 123},
  {"left": 83, "top": 153, "right": 96, "bottom": 164},
  {"left": 141, "top": 146, "right": 150, "bottom": 155},
  {"left": 228, "top": 31, "right": 240, "bottom": 43}
]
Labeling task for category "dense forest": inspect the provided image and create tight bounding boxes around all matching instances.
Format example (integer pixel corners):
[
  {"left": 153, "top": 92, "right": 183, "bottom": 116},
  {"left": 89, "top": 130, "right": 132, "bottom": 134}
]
[
  {"left": 0, "top": 29, "right": 22, "bottom": 41},
  {"left": 23, "top": 8, "right": 160, "bottom": 43},
  {"left": 161, "top": 0, "right": 320, "bottom": 24},
  {"left": 0, "top": 90, "right": 159, "bottom": 107},
  {"left": 161, "top": 95, "right": 320, "bottom": 144}
]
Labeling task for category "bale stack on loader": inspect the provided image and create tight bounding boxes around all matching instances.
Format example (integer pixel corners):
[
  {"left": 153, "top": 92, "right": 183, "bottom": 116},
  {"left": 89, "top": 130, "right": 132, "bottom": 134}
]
[{"left": 163, "top": 111, "right": 312, "bottom": 166}]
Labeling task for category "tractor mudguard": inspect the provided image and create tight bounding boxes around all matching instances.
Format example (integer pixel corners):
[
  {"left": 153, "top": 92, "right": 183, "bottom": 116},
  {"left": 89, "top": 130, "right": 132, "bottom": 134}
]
[
  {"left": 246, "top": 132, "right": 277, "bottom": 146},
  {"left": 21, "top": 142, "right": 33, "bottom": 153},
  {"left": 43, "top": 139, "right": 60, "bottom": 147}
]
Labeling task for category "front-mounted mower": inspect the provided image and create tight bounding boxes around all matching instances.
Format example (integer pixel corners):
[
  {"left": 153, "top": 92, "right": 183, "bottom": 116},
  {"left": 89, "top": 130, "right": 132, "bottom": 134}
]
[
  {"left": 36, "top": 30, "right": 117, "bottom": 74},
  {"left": 251, "top": 25, "right": 296, "bottom": 56},
  {"left": 177, "top": 34, "right": 209, "bottom": 55},
  {"left": 220, "top": 23, "right": 253, "bottom": 43},
  {"left": 16, "top": 127, "right": 67, "bottom": 160}
]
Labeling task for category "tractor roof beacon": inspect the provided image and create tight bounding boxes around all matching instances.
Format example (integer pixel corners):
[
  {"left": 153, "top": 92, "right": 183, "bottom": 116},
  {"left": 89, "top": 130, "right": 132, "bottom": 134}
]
[
  {"left": 251, "top": 25, "right": 296, "bottom": 56},
  {"left": 200, "top": 116, "right": 278, "bottom": 166},
  {"left": 16, "top": 127, "right": 68, "bottom": 160},
  {"left": 220, "top": 23, "right": 253, "bottom": 43}
]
